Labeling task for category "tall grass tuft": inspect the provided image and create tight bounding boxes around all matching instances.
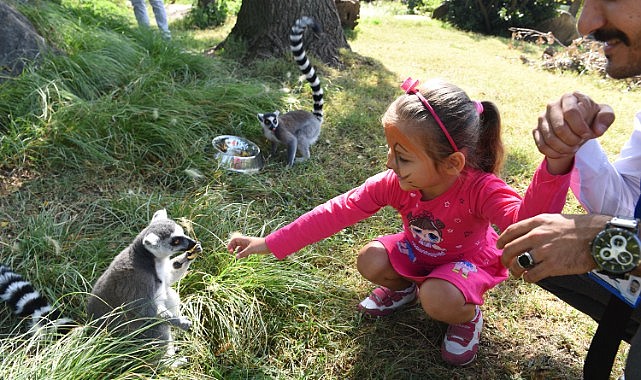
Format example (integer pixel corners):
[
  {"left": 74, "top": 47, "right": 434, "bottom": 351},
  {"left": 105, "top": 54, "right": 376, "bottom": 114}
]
[
  {"left": 0, "top": 1, "right": 279, "bottom": 179},
  {"left": 0, "top": 317, "right": 181, "bottom": 380}
]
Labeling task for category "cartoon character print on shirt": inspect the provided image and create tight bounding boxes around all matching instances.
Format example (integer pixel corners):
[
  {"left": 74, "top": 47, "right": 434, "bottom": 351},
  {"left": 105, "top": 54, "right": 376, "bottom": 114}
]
[
  {"left": 408, "top": 211, "right": 446, "bottom": 250},
  {"left": 398, "top": 211, "right": 447, "bottom": 262},
  {"left": 452, "top": 260, "right": 478, "bottom": 279}
]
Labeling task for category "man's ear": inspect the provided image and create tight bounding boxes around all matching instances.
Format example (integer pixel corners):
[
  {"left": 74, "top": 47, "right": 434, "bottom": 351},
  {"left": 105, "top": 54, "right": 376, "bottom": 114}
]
[{"left": 443, "top": 151, "right": 466, "bottom": 175}]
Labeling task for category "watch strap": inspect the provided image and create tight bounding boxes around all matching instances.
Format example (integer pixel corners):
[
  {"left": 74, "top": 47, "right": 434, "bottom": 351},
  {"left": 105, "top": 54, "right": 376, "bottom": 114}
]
[
  {"left": 595, "top": 269, "right": 629, "bottom": 280},
  {"left": 609, "top": 216, "right": 639, "bottom": 231}
]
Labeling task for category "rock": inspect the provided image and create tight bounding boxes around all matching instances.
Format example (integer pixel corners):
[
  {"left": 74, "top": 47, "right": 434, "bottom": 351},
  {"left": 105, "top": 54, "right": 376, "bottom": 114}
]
[
  {"left": 0, "top": 1, "right": 50, "bottom": 81},
  {"left": 536, "top": 10, "right": 579, "bottom": 46},
  {"left": 432, "top": 2, "right": 448, "bottom": 21}
]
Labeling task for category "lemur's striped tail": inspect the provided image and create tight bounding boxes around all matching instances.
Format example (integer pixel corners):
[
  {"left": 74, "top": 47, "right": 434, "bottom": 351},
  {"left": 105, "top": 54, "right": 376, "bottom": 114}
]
[
  {"left": 0, "top": 264, "right": 74, "bottom": 336},
  {"left": 290, "top": 16, "right": 323, "bottom": 122}
]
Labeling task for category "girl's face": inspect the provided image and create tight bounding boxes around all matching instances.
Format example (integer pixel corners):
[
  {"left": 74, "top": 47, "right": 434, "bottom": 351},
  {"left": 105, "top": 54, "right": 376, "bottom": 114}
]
[{"left": 384, "top": 123, "right": 455, "bottom": 200}]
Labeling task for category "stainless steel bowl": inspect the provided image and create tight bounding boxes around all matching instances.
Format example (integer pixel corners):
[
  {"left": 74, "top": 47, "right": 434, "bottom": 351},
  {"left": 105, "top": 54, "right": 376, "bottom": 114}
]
[{"left": 212, "top": 135, "right": 264, "bottom": 173}]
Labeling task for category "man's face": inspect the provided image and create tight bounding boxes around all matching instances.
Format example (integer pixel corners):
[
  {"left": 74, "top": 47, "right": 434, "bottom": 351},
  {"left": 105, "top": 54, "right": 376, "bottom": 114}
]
[{"left": 578, "top": 0, "right": 641, "bottom": 79}]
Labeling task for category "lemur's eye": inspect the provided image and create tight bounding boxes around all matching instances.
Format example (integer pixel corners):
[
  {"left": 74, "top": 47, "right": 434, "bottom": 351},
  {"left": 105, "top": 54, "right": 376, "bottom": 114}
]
[{"left": 171, "top": 238, "right": 181, "bottom": 246}]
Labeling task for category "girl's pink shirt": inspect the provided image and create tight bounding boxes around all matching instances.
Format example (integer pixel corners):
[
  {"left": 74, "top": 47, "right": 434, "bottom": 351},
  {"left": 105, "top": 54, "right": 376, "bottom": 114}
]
[{"left": 265, "top": 160, "right": 570, "bottom": 263}]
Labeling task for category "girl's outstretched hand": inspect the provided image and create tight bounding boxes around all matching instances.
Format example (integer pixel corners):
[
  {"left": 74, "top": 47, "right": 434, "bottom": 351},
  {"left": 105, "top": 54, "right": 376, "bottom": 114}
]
[{"left": 227, "top": 233, "right": 271, "bottom": 259}]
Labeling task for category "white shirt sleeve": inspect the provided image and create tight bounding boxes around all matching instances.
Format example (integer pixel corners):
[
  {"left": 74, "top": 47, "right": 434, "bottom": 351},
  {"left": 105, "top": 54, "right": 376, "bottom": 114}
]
[{"left": 570, "top": 111, "right": 641, "bottom": 217}]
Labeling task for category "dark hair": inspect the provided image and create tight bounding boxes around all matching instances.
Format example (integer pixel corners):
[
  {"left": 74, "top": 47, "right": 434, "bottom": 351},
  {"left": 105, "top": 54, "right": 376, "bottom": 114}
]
[{"left": 382, "top": 79, "right": 504, "bottom": 174}]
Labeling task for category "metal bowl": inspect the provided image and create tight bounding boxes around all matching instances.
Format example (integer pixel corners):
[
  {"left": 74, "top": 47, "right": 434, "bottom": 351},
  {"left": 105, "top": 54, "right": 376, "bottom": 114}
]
[{"left": 212, "top": 135, "right": 264, "bottom": 173}]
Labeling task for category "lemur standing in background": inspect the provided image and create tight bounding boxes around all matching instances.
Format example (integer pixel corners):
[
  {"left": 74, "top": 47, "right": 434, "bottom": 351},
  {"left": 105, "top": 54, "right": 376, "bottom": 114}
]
[
  {"left": 257, "top": 16, "right": 324, "bottom": 167},
  {"left": 0, "top": 264, "right": 75, "bottom": 337}
]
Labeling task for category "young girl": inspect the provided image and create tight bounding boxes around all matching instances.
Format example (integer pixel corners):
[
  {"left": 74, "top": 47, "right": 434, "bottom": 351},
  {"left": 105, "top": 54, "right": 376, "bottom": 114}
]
[{"left": 228, "top": 77, "right": 572, "bottom": 366}]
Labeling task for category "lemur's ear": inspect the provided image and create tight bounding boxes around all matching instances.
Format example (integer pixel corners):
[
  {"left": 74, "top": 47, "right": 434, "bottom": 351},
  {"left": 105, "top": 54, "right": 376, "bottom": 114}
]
[
  {"left": 152, "top": 209, "right": 168, "bottom": 221},
  {"left": 143, "top": 232, "right": 160, "bottom": 248}
]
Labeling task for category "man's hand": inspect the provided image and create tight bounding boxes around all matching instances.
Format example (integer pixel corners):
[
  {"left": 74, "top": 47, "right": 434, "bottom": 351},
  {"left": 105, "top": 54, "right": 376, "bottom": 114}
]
[
  {"left": 497, "top": 214, "right": 610, "bottom": 282},
  {"left": 534, "top": 92, "right": 614, "bottom": 160}
]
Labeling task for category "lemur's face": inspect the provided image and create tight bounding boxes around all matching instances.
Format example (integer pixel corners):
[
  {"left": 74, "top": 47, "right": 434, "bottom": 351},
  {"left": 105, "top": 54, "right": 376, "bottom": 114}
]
[
  {"left": 258, "top": 112, "right": 280, "bottom": 131},
  {"left": 142, "top": 210, "right": 200, "bottom": 258}
]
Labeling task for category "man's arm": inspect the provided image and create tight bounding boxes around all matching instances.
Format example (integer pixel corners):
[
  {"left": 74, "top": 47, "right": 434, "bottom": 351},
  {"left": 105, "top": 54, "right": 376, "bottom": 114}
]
[
  {"left": 571, "top": 112, "right": 641, "bottom": 216},
  {"left": 532, "top": 92, "right": 640, "bottom": 214}
]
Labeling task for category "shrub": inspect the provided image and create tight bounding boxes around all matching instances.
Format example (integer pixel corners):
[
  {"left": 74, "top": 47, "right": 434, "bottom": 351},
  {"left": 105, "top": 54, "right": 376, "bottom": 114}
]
[
  {"left": 188, "top": 0, "right": 229, "bottom": 29},
  {"left": 443, "top": 0, "right": 561, "bottom": 37},
  {"left": 404, "top": 0, "right": 442, "bottom": 15}
]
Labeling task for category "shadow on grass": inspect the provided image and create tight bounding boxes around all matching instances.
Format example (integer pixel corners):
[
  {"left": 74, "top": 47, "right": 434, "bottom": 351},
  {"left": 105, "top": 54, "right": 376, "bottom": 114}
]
[{"left": 347, "top": 300, "right": 583, "bottom": 379}]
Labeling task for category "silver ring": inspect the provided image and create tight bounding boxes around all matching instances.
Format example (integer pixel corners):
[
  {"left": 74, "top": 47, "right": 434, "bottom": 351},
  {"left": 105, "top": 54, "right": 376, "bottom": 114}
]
[{"left": 516, "top": 251, "right": 536, "bottom": 269}]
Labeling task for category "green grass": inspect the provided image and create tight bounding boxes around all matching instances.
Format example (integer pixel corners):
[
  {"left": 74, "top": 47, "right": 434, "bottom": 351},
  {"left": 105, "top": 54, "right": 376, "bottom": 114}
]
[{"left": 0, "top": 0, "right": 636, "bottom": 378}]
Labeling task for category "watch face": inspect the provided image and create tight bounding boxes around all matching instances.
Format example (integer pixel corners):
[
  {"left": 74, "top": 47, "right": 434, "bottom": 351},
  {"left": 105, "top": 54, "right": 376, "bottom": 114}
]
[{"left": 592, "top": 227, "right": 641, "bottom": 274}]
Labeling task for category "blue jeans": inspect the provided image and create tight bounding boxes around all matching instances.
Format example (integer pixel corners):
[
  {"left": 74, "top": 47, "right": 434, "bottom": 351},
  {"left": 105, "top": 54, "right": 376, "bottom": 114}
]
[{"left": 130, "top": 0, "right": 171, "bottom": 39}]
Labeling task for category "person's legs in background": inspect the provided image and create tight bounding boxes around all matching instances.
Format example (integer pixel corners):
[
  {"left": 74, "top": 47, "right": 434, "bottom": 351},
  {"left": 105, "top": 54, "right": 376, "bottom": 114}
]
[
  {"left": 130, "top": 0, "right": 151, "bottom": 28},
  {"left": 148, "top": 0, "right": 171, "bottom": 39}
]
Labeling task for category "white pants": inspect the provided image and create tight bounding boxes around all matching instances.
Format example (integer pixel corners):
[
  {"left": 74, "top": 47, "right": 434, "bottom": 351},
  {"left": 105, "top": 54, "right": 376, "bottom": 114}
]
[{"left": 130, "top": 0, "right": 171, "bottom": 38}]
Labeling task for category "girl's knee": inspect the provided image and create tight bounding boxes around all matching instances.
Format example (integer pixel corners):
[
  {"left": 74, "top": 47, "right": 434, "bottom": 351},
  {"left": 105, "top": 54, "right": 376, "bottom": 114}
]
[
  {"left": 421, "top": 299, "right": 460, "bottom": 322},
  {"left": 357, "top": 242, "right": 392, "bottom": 278},
  {"left": 419, "top": 279, "right": 472, "bottom": 323}
]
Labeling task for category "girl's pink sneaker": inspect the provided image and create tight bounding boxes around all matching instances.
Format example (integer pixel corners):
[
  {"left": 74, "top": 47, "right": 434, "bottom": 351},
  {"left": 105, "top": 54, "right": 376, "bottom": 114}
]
[
  {"left": 441, "top": 305, "right": 483, "bottom": 366},
  {"left": 357, "top": 284, "right": 418, "bottom": 317}
]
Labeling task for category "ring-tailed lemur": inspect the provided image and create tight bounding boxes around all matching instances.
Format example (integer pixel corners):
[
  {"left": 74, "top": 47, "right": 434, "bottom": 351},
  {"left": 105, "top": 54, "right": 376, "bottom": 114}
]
[
  {"left": 257, "top": 16, "right": 324, "bottom": 167},
  {"left": 87, "top": 209, "right": 201, "bottom": 362},
  {"left": 0, "top": 264, "right": 75, "bottom": 337}
]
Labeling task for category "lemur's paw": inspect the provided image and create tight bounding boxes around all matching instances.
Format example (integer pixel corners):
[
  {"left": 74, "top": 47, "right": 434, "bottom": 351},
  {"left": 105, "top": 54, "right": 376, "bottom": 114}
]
[{"left": 174, "top": 316, "right": 192, "bottom": 331}]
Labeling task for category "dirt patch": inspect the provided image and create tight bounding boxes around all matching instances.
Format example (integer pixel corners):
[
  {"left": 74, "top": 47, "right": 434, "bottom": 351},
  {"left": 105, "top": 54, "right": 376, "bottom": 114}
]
[
  {"left": 166, "top": 3, "right": 191, "bottom": 22},
  {"left": 0, "top": 167, "right": 37, "bottom": 196}
]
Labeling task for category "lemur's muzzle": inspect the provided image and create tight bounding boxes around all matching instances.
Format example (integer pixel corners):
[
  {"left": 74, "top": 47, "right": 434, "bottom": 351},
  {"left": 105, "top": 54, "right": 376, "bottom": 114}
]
[
  {"left": 186, "top": 242, "right": 202, "bottom": 260},
  {"left": 172, "top": 241, "right": 202, "bottom": 269}
]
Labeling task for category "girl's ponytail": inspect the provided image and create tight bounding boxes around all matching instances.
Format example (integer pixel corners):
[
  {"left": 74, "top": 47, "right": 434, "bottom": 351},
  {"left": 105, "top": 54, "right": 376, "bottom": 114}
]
[{"left": 475, "top": 101, "right": 504, "bottom": 175}]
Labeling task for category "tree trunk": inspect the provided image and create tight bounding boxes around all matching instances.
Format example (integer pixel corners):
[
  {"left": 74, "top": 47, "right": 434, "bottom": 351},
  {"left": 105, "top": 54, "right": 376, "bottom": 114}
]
[
  {"left": 568, "top": 0, "right": 581, "bottom": 17},
  {"left": 475, "top": 0, "right": 491, "bottom": 34},
  {"left": 220, "top": 0, "right": 349, "bottom": 67}
]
